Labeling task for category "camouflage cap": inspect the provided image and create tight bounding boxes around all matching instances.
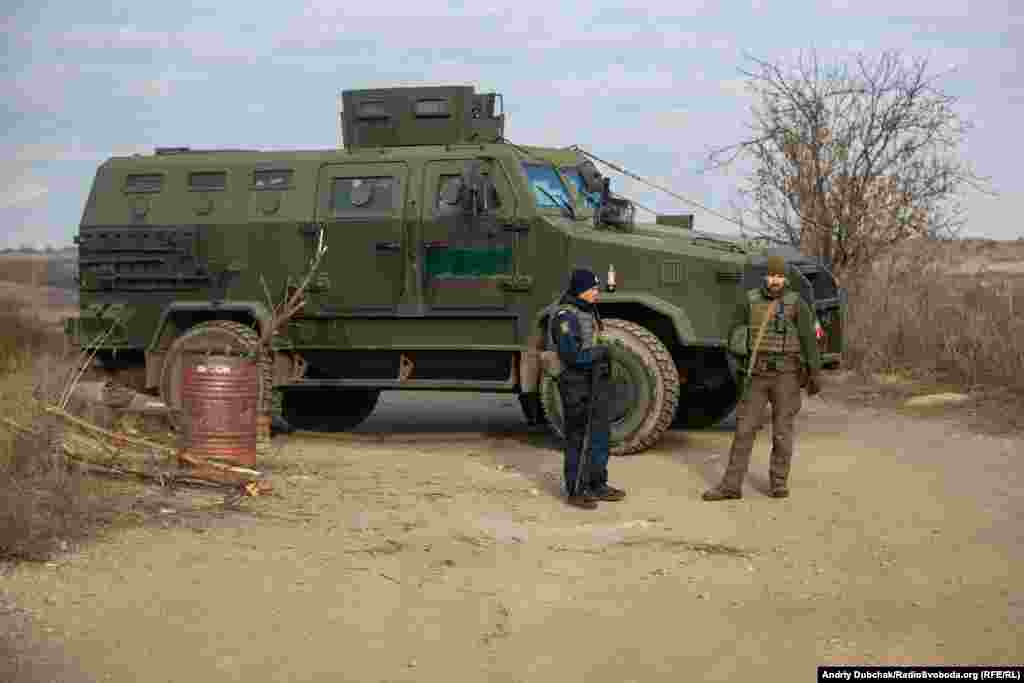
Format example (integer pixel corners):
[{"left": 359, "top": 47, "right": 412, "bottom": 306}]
[{"left": 766, "top": 255, "right": 786, "bottom": 276}]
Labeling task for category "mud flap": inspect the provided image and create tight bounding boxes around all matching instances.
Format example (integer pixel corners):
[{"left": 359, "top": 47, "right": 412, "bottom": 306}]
[{"left": 518, "top": 392, "right": 544, "bottom": 426}]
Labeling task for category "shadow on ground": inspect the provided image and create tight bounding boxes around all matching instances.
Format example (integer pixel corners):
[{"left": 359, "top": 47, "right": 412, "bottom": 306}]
[{"left": 338, "top": 391, "right": 738, "bottom": 500}]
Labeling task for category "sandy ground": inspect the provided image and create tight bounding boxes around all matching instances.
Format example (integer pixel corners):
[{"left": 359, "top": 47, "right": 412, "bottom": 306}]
[{"left": 1, "top": 379, "right": 1021, "bottom": 682}]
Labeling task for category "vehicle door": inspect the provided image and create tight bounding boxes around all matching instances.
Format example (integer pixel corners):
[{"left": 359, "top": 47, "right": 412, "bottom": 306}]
[
  {"left": 313, "top": 162, "right": 408, "bottom": 311},
  {"left": 419, "top": 158, "right": 518, "bottom": 310}
]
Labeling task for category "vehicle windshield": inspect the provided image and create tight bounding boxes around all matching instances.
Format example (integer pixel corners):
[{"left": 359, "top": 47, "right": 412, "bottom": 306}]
[
  {"left": 521, "top": 163, "right": 573, "bottom": 210},
  {"left": 560, "top": 167, "right": 601, "bottom": 209}
]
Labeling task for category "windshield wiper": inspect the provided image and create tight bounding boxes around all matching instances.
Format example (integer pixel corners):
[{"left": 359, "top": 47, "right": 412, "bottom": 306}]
[{"left": 536, "top": 185, "right": 577, "bottom": 220}]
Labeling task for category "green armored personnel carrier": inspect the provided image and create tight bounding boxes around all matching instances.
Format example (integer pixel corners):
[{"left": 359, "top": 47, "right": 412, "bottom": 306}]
[{"left": 66, "top": 85, "right": 845, "bottom": 454}]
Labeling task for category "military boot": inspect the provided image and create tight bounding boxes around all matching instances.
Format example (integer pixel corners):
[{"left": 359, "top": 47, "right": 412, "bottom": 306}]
[
  {"left": 590, "top": 484, "right": 626, "bottom": 502},
  {"left": 702, "top": 486, "right": 742, "bottom": 501},
  {"left": 566, "top": 490, "right": 598, "bottom": 510},
  {"left": 768, "top": 480, "right": 790, "bottom": 498}
]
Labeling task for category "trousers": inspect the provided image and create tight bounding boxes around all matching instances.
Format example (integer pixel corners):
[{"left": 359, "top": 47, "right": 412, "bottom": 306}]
[
  {"left": 720, "top": 371, "right": 803, "bottom": 491},
  {"left": 558, "top": 367, "right": 611, "bottom": 494}
]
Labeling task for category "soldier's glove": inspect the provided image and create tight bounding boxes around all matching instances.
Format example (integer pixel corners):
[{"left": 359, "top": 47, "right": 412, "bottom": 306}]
[{"left": 806, "top": 373, "right": 822, "bottom": 397}]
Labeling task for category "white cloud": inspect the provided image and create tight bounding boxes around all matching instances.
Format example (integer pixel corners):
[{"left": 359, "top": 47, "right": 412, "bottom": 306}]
[
  {"left": 113, "top": 68, "right": 210, "bottom": 99},
  {"left": 550, "top": 64, "right": 679, "bottom": 98},
  {"left": 60, "top": 25, "right": 177, "bottom": 50},
  {"left": 960, "top": 192, "right": 1024, "bottom": 241},
  {"left": 5, "top": 138, "right": 152, "bottom": 163},
  {"left": 717, "top": 77, "right": 751, "bottom": 99},
  {"left": 0, "top": 183, "right": 49, "bottom": 209},
  {"left": 10, "top": 139, "right": 95, "bottom": 163},
  {"left": 650, "top": 109, "right": 689, "bottom": 129}
]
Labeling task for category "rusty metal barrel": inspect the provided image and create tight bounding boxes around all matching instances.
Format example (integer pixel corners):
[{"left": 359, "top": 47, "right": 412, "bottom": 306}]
[{"left": 180, "top": 353, "right": 259, "bottom": 467}]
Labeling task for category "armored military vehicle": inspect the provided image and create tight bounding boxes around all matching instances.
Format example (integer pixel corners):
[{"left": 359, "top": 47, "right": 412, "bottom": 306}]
[{"left": 65, "top": 85, "right": 845, "bottom": 455}]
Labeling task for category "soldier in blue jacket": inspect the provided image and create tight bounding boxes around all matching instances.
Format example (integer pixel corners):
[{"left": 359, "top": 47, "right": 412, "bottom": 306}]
[{"left": 548, "top": 268, "right": 627, "bottom": 509}]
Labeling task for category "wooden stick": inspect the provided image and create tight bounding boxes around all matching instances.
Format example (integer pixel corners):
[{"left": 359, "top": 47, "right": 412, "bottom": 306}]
[
  {"left": 0, "top": 417, "right": 40, "bottom": 436},
  {"left": 59, "top": 317, "right": 124, "bottom": 409},
  {"left": 42, "top": 404, "right": 178, "bottom": 454},
  {"left": 177, "top": 451, "right": 263, "bottom": 477}
]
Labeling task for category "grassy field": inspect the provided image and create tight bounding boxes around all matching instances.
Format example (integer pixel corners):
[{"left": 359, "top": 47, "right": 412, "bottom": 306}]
[
  {"left": 0, "top": 251, "right": 78, "bottom": 291},
  {"left": 844, "top": 238, "right": 1024, "bottom": 391}
]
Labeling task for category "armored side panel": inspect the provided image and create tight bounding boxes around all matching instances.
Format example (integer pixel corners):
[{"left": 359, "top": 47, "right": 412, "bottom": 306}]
[{"left": 341, "top": 86, "right": 504, "bottom": 150}]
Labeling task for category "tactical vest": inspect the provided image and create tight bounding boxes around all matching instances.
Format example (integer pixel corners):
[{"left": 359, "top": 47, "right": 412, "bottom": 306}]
[
  {"left": 547, "top": 302, "right": 598, "bottom": 351},
  {"left": 748, "top": 289, "right": 801, "bottom": 357},
  {"left": 543, "top": 301, "right": 600, "bottom": 377}
]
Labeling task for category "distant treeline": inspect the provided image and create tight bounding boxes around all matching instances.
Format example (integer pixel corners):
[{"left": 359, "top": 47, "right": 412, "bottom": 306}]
[{"left": 1, "top": 247, "right": 76, "bottom": 255}]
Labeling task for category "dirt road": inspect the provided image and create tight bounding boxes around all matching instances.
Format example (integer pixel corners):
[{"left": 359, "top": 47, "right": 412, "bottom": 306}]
[{"left": 2, "top": 382, "right": 1021, "bottom": 681}]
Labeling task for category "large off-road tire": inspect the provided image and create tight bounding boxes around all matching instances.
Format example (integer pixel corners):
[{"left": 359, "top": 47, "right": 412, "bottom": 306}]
[
  {"left": 158, "top": 320, "right": 273, "bottom": 433},
  {"left": 279, "top": 387, "right": 381, "bottom": 432},
  {"left": 673, "top": 362, "right": 739, "bottom": 429},
  {"left": 539, "top": 318, "right": 679, "bottom": 455}
]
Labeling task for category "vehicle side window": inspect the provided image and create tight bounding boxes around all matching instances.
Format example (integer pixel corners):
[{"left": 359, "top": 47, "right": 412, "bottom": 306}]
[
  {"left": 124, "top": 173, "right": 163, "bottom": 193},
  {"left": 435, "top": 172, "right": 502, "bottom": 214},
  {"left": 189, "top": 171, "right": 227, "bottom": 191},
  {"left": 252, "top": 169, "right": 293, "bottom": 190},
  {"left": 331, "top": 176, "right": 395, "bottom": 214},
  {"left": 806, "top": 270, "right": 838, "bottom": 300}
]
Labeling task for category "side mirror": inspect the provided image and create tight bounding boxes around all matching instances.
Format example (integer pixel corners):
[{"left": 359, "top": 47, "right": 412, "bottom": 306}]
[
  {"left": 599, "top": 196, "right": 636, "bottom": 230},
  {"left": 576, "top": 160, "right": 604, "bottom": 194}
]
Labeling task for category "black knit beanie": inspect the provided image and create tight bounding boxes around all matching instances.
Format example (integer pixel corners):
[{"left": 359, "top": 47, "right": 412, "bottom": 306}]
[{"left": 568, "top": 268, "right": 599, "bottom": 296}]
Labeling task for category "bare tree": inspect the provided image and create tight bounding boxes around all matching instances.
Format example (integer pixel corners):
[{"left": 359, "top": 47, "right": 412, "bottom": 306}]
[{"left": 707, "top": 50, "right": 992, "bottom": 277}]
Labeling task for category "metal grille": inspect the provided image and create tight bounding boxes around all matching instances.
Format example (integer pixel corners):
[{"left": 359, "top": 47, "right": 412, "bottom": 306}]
[{"left": 661, "top": 260, "right": 683, "bottom": 284}]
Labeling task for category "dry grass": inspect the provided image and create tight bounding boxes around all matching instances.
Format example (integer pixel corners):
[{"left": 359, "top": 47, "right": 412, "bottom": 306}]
[
  {"left": 0, "top": 351, "right": 121, "bottom": 562},
  {"left": 0, "top": 300, "right": 67, "bottom": 376},
  {"left": 0, "top": 290, "right": 120, "bottom": 562},
  {"left": 844, "top": 238, "right": 1024, "bottom": 393},
  {"left": 0, "top": 252, "right": 78, "bottom": 291}
]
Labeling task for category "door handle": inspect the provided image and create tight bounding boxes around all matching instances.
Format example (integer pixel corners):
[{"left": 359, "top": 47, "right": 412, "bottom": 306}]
[
  {"left": 375, "top": 241, "right": 401, "bottom": 252},
  {"left": 422, "top": 241, "right": 449, "bottom": 250}
]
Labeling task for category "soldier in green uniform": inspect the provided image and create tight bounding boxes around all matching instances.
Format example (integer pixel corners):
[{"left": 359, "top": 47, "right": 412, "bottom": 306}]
[{"left": 703, "top": 254, "right": 822, "bottom": 501}]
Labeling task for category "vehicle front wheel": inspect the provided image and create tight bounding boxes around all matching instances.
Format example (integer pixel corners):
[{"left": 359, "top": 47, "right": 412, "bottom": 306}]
[{"left": 539, "top": 318, "right": 679, "bottom": 455}]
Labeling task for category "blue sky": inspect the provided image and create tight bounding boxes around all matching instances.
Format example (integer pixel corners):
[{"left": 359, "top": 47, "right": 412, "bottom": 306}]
[{"left": 2, "top": 0, "right": 1021, "bottom": 248}]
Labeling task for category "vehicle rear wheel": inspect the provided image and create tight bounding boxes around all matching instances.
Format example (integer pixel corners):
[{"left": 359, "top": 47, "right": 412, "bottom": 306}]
[
  {"left": 539, "top": 318, "right": 679, "bottom": 455},
  {"left": 158, "top": 320, "right": 272, "bottom": 431},
  {"left": 673, "top": 364, "right": 738, "bottom": 429},
  {"left": 279, "top": 387, "right": 381, "bottom": 432}
]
